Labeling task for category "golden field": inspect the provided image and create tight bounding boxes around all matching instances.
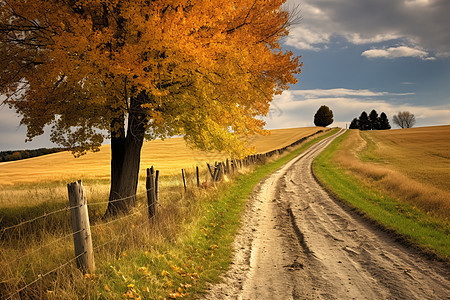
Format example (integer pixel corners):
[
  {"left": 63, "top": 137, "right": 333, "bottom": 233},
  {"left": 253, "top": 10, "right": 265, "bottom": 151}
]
[
  {"left": 0, "top": 127, "right": 322, "bottom": 186},
  {"left": 360, "top": 125, "right": 450, "bottom": 192},
  {"left": 0, "top": 127, "right": 327, "bottom": 298},
  {"left": 0, "top": 127, "right": 323, "bottom": 208},
  {"left": 334, "top": 125, "right": 450, "bottom": 220}
]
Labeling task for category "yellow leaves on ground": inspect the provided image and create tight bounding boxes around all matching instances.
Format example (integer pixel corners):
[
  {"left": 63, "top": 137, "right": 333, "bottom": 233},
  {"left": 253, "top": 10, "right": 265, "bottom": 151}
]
[{"left": 123, "top": 283, "right": 141, "bottom": 299}]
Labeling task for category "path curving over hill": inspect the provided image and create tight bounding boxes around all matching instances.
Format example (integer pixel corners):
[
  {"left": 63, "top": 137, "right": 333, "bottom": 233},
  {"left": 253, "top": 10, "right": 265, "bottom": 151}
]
[{"left": 203, "top": 129, "right": 449, "bottom": 299}]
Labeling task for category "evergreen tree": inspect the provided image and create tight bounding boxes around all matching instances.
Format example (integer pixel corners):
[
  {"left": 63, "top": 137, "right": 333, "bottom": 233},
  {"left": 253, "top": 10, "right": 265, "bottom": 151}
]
[
  {"left": 349, "top": 118, "right": 359, "bottom": 129},
  {"left": 369, "top": 109, "right": 379, "bottom": 130},
  {"left": 314, "top": 105, "right": 334, "bottom": 127},
  {"left": 378, "top": 112, "right": 391, "bottom": 130},
  {"left": 358, "top": 111, "right": 371, "bottom": 130}
]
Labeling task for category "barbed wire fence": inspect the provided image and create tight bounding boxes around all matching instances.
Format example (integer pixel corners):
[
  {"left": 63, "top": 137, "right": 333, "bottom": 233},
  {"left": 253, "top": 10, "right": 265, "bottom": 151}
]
[
  {"left": 1, "top": 177, "right": 158, "bottom": 300},
  {"left": 1, "top": 129, "right": 327, "bottom": 299}
]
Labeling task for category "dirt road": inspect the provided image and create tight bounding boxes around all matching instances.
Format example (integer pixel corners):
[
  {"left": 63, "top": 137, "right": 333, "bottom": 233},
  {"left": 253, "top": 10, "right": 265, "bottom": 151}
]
[{"left": 203, "top": 129, "right": 449, "bottom": 299}]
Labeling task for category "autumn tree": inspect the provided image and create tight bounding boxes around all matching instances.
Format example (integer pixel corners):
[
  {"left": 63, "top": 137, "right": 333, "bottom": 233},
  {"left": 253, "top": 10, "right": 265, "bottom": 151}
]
[
  {"left": 393, "top": 111, "right": 416, "bottom": 128},
  {"left": 0, "top": 1, "right": 301, "bottom": 216},
  {"left": 313, "top": 105, "right": 333, "bottom": 127}
]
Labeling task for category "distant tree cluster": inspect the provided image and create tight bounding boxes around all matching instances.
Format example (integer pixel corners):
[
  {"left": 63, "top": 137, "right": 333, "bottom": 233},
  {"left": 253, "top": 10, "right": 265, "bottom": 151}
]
[
  {"left": 392, "top": 111, "right": 416, "bottom": 128},
  {"left": 0, "top": 147, "right": 65, "bottom": 162},
  {"left": 314, "top": 105, "right": 334, "bottom": 127},
  {"left": 349, "top": 110, "right": 391, "bottom": 130}
]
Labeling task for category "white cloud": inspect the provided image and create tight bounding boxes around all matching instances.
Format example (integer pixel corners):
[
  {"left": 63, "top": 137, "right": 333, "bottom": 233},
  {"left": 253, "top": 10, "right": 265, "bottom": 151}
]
[
  {"left": 285, "top": 27, "right": 330, "bottom": 51},
  {"left": 264, "top": 89, "right": 450, "bottom": 129},
  {"left": 288, "top": 88, "right": 414, "bottom": 98},
  {"left": 361, "top": 46, "right": 435, "bottom": 60},
  {"left": 344, "top": 33, "right": 402, "bottom": 45}
]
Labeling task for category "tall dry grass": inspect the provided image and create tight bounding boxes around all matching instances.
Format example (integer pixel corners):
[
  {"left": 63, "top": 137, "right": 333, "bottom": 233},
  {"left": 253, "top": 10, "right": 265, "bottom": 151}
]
[
  {"left": 334, "top": 129, "right": 450, "bottom": 222},
  {"left": 0, "top": 127, "right": 325, "bottom": 298},
  {"left": 0, "top": 167, "right": 226, "bottom": 298}
]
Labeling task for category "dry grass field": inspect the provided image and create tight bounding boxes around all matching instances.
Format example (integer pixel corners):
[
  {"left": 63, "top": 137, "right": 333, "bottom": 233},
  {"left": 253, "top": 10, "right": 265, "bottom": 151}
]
[
  {"left": 334, "top": 125, "right": 450, "bottom": 221},
  {"left": 0, "top": 127, "right": 322, "bottom": 187},
  {"left": 360, "top": 125, "right": 450, "bottom": 192},
  {"left": 0, "top": 127, "right": 323, "bottom": 209},
  {"left": 0, "top": 126, "right": 327, "bottom": 298}
]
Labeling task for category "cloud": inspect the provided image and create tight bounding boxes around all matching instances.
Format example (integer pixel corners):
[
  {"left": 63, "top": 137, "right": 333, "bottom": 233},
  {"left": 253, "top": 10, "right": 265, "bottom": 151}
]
[
  {"left": 263, "top": 89, "right": 450, "bottom": 129},
  {"left": 286, "top": 0, "right": 450, "bottom": 57},
  {"left": 361, "top": 46, "right": 435, "bottom": 60},
  {"left": 288, "top": 88, "right": 414, "bottom": 98},
  {"left": 285, "top": 27, "right": 330, "bottom": 51},
  {"left": 344, "top": 33, "right": 402, "bottom": 45}
]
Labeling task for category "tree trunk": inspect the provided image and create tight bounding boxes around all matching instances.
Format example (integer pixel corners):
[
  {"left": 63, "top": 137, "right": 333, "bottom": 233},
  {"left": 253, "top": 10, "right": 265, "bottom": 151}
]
[{"left": 105, "top": 91, "right": 149, "bottom": 217}]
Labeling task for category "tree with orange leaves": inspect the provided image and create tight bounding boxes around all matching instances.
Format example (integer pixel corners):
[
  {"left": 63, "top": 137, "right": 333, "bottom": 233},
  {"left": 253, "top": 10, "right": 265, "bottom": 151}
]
[{"left": 1, "top": 0, "right": 301, "bottom": 216}]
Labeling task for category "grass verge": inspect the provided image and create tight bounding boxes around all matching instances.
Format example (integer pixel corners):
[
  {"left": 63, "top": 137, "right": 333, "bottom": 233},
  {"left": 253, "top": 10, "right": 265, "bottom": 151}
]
[
  {"left": 84, "top": 128, "right": 340, "bottom": 300},
  {"left": 313, "top": 131, "right": 450, "bottom": 260}
]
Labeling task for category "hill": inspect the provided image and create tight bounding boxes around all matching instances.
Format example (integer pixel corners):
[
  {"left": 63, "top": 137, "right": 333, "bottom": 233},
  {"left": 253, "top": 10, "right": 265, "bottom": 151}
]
[{"left": 0, "top": 127, "right": 324, "bottom": 186}]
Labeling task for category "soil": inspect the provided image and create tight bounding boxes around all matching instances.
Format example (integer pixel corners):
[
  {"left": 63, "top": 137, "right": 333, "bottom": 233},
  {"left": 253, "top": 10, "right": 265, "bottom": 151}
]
[{"left": 202, "top": 129, "right": 450, "bottom": 300}]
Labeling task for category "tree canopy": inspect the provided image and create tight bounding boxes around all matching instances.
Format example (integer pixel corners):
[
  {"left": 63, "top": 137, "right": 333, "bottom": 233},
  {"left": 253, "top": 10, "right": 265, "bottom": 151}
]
[
  {"left": 1, "top": 0, "right": 300, "bottom": 156},
  {"left": 313, "top": 105, "right": 333, "bottom": 127},
  {"left": 393, "top": 111, "right": 416, "bottom": 128},
  {"left": 1, "top": 0, "right": 302, "bottom": 215},
  {"left": 349, "top": 110, "right": 390, "bottom": 130}
]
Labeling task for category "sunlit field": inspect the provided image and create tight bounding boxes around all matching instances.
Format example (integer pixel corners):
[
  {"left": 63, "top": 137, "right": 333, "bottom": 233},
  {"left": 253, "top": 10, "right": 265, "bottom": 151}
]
[
  {"left": 0, "top": 127, "right": 322, "bottom": 187},
  {"left": 0, "top": 127, "right": 328, "bottom": 298},
  {"left": 333, "top": 126, "right": 450, "bottom": 221},
  {"left": 360, "top": 125, "right": 450, "bottom": 192}
]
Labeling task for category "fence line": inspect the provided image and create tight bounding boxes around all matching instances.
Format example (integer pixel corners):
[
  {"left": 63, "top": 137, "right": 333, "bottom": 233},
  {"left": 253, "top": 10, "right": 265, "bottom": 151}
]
[
  {"left": 92, "top": 215, "right": 155, "bottom": 253},
  {"left": 1, "top": 129, "right": 329, "bottom": 298},
  {"left": 86, "top": 189, "right": 151, "bottom": 206},
  {"left": 4, "top": 228, "right": 85, "bottom": 269},
  {"left": 90, "top": 202, "right": 153, "bottom": 230},
  {"left": 0, "top": 204, "right": 81, "bottom": 234},
  {"left": 0, "top": 188, "right": 153, "bottom": 235}
]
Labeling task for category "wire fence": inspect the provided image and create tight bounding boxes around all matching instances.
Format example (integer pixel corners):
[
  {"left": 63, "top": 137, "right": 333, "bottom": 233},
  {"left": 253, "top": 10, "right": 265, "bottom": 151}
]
[
  {"left": 1, "top": 192, "right": 156, "bottom": 300},
  {"left": 0, "top": 185, "right": 156, "bottom": 300},
  {"left": 1, "top": 129, "right": 327, "bottom": 299}
]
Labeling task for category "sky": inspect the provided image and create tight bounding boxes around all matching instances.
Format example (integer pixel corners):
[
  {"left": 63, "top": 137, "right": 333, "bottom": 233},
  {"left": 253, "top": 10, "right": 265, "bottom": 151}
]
[
  {"left": 1, "top": 0, "right": 449, "bottom": 151},
  {"left": 264, "top": 0, "right": 450, "bottom": 129}
]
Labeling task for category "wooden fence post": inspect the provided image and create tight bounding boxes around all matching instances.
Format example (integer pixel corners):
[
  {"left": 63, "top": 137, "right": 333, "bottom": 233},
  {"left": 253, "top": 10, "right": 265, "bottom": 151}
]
[
  {"left": 196, "top": 166, "right": 200, "bottom": 187},
  {"left": 146, "top": 167, "right": 157, "bottom": 220},
  {"left": 182, "top": 169, "right": 187, "bottom": 192},
  {"left": 67, "top": 180, "right": 95, "bottom": 273},
  {"left": 207, "top": 163, "right": 214, "bottom": 180},
  {"left": 155, "top": 170, "right": 160, "bottom": 202}
]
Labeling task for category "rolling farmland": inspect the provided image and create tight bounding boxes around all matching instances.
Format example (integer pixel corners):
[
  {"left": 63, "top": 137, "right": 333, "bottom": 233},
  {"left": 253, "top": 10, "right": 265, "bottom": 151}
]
[
  {"left": 0, "top": 127, "right": 323, "bottom": 187},
  {"left": 360, "top": 125, "right": 450, "bottom": 192}
]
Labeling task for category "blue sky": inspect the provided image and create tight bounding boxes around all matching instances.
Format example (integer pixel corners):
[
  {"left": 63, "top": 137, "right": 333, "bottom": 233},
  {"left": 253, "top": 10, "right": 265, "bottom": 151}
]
[
  {"left": 264, "top": 0, "right": 450, "bottom": 129},
  {"left": 1, "top": 0, "right": 449, "bottom": 151}
]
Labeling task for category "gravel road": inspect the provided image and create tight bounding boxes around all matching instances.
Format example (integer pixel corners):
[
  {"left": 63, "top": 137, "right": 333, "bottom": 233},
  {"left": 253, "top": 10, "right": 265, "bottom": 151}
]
[{"left": 203, "top": 129, "right": 449, "bottom": 300}]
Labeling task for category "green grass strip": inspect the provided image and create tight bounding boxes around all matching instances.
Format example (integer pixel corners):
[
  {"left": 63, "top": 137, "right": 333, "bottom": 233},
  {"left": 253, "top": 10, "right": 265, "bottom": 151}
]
[
  {"left": 92, "top": 129, "right": 339, "bottom": 299},
  {"left": 313, "top": 131, "right": 449, "bottom": 260}
]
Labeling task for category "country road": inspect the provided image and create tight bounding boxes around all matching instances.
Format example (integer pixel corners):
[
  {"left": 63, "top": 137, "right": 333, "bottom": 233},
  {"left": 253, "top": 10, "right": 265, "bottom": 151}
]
[{"left": 203, "top": 129, "right": 450, "bottom": 300}]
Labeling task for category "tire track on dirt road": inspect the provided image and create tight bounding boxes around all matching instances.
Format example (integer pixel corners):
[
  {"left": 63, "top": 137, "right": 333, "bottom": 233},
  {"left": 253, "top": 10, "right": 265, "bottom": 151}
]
[{"left": 203, "top": 129, "right": 449, "bottom": 299}]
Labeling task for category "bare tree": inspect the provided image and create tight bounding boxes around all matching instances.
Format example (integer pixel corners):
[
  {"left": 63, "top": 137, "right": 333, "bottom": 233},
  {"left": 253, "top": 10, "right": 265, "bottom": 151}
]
[{"left": 392, "top": 111, "right": 416, "bottom": 128}]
